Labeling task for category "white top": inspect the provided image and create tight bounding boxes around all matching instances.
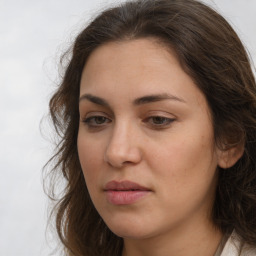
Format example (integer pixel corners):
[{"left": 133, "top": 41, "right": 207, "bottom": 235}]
[{"left": 220, "top": 232, "right": 256, "bottom": 256}]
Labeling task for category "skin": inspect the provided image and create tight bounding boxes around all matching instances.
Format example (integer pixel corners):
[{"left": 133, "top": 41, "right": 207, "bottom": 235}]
[{"left": 77, "top": 39, "right": 239, "bottom": 256}]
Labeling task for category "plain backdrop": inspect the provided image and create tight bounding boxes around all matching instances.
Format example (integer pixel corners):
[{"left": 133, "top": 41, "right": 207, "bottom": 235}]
[{"left": 0, "top": 0, "right": 255, "bottom": 255}]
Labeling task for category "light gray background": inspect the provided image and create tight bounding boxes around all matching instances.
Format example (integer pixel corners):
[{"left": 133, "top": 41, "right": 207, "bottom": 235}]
[{"left": 0, "top": 0, "right": 255, "bottom": 255}]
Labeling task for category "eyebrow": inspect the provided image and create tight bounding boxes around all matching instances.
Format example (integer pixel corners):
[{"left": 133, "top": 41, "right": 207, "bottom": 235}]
[
  {"left": 79, "top": 93, "right": 186, "bottom": 106},
  {"left": 133, "top": 93, "right": 186, "bottom": 105},
  {"left": 79, "top": 94, "right": 110, "bottom": 107}
]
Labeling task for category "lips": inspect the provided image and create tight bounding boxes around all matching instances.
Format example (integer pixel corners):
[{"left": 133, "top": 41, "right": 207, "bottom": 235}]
[
  {"left": 104, "top": 180, "right": 150, "bottom": 191},
  {"left": 104, "top": 180, "right": 151, "bottom": 205}
]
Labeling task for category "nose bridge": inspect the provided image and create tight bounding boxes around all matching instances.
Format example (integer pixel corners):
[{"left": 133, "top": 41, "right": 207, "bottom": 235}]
[
  {"left": 104, "top": 117, "right": 142, "bottom": 167},
  {"left": 111, "top": 119, "right": 130, "bottom": 145}
]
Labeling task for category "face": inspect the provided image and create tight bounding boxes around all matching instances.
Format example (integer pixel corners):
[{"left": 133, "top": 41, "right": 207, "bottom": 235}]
[{"left": 77, "top": 39, "right": 221, "bottom": 240}]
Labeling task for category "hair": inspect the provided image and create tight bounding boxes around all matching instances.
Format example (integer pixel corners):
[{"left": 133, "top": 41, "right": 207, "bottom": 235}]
[{"left": 45, "top": 0, "right": 256, "bottom": 255}]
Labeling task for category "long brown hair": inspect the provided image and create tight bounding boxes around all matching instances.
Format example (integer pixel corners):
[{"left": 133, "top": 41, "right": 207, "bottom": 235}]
[{"left": 45, "top": 0, "right": 256, "bottom": 255}]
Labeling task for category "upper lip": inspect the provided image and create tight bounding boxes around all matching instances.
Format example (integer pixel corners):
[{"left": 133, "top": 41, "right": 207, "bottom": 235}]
[{"left": 104, "top": 180, "right": 151, "bottom": 191}]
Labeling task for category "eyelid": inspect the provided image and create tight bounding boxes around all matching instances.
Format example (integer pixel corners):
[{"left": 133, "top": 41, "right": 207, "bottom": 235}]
[
  {"left": 83, "top": 116, "right": 111, "bottom": 124},
  {"left": 144, "top": 116, "right": 175, "bottom": 125},
  {"left": 80, "top": 111, "right": 111, "bottom": 119},
  {"left": 143, "top": 110, "right": 177, "bottom": 119},
  {"left": 80, "top": 110, "right": 112, "bottom": 127},
  {"left": 142, "top": 111, "right": 177, "bottom": 128}
]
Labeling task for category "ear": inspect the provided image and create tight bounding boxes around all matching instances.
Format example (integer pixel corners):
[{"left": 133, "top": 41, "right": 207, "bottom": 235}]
[{"left": 217, "top": 142, "right": 244, "bottom": 169}]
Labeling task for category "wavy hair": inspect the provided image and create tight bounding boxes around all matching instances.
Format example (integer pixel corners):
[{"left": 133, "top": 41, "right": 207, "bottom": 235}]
[{"left": 45, "top": 0, "right": 256, "bottom": 255}]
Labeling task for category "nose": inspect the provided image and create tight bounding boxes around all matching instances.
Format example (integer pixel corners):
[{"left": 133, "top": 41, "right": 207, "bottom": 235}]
[{"left": 104, "top": 123, "right": 142, "bottom": 168}]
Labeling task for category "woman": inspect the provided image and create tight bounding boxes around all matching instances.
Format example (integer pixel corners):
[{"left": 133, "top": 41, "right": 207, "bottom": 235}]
[{"left": 46, "top": 0, "right": 256, "bottom": 255}]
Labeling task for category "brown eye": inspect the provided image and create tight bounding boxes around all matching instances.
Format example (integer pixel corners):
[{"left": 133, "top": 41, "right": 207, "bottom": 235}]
[
  {"left": 83, "top": 116, "right": 111, "bottom": 127},
  {"left": 149, "top": 116, "right": 175, "bottom": 125},
  {"left": 151, "top": 116, "right": 170, "bottom": 125},
  {"left": 94, "top": 116, "right": 108, "bottom": 124},
  {"left": 144, "top": 116, "right": 176, "bottom": 129}
]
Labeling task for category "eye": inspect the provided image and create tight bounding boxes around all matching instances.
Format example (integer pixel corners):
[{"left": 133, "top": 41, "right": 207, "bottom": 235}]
[
  {"left": 145, "top": 116, "right": 175, "bottom": 128},
  {"left": 82, "top": 115, "right": 111, "bottom": 128}
]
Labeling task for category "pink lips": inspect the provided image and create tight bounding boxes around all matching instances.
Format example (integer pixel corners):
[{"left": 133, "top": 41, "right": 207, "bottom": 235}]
[{"left": 104, "top": 180, "right": 151, "bottom": 205}]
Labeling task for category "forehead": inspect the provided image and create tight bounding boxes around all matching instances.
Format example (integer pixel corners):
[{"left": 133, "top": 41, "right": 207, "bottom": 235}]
[
  {"left": 82, "top": 38, "right": 177, "bottom": 76},
  {"left": 80, "top": 38, "right": 206, "bottom": 108}
]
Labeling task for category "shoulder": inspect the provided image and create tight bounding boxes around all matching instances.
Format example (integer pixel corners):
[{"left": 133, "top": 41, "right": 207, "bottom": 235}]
[{"left": 221, "top": 232, "right": 256, "bottom": 256}]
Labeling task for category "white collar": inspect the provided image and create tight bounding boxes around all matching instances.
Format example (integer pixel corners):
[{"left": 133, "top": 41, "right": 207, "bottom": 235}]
[{"left": 220, "top": 231, "right": 256, "bottom": 256}]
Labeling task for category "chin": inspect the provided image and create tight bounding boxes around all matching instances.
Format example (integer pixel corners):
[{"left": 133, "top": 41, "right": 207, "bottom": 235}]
[
  {"left": 105, "top": 219, "right": 156, "bottom": 240},
  {"left": 112, "top": 229, "right": 151, "bottom": 240}
]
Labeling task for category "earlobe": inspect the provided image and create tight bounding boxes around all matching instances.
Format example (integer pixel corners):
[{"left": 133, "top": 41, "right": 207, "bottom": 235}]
[{"left": 217, "top": 143, "right": 244, "bottom": 169}]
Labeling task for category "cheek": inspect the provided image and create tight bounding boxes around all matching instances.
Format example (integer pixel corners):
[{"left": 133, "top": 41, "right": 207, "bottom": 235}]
[
  {"left": 149, "top": 130, "right": 218, "bottom": 193},
  {"left": 77, "top": 138, "right": 107, "bottom": 211},
  {"left": 77, "top": 133, "right": 104, "bottom": 187},
  {"left": 149, "top": 137, "right": 218, "bottom": 221}
]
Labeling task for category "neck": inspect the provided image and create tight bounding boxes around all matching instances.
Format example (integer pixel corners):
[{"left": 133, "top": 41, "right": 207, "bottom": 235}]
[{"left": 122, "top": 218, "right": 223, "bottom": 256}]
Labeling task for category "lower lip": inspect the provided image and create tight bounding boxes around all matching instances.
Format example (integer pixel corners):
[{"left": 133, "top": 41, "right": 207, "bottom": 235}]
[{"left": 105, "top": 190, "right": 150, "bottom": 205}]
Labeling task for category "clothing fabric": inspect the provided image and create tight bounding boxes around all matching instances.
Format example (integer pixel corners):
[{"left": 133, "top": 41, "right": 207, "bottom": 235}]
[{"left": 219, "top": 232, "right": 256, "bottom": 256}]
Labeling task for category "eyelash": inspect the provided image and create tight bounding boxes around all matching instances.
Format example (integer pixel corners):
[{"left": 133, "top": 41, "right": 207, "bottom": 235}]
[
  {"left": 83, "top": 116, "right": 111, "bottom": 127},
  {"left": 144, "top": 116, "right": 175, "bottom": 128},
  {"left": 82, "top": 115, "right": 175, "bottom": 130}
]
